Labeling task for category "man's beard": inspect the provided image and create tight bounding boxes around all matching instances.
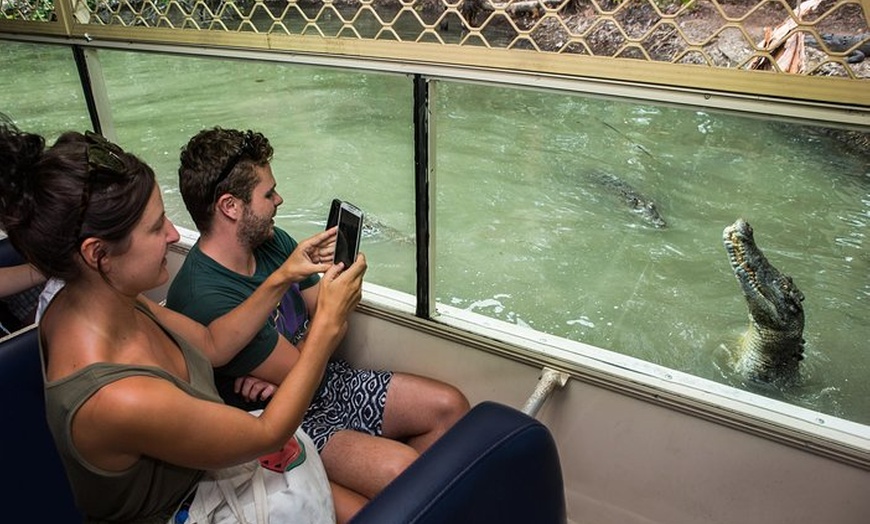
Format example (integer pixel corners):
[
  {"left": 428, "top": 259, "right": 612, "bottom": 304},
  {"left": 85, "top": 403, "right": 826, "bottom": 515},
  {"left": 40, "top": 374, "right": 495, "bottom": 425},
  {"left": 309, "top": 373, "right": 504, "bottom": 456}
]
[{"left": 237, "top": 205, "right": 274, "bottom": 249}]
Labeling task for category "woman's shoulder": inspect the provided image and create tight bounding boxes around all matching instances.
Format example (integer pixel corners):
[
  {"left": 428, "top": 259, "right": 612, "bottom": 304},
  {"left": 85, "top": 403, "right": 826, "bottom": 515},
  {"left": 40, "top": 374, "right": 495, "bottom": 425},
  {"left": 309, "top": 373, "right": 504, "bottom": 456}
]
[{"left": 41, "top": 294, "right": 145, "bottom": 381}]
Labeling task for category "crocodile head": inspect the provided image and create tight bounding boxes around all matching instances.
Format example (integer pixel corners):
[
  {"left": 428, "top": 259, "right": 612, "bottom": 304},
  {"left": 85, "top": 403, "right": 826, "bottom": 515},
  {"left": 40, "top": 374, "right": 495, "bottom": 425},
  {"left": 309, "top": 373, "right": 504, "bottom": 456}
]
[
  {"left": 627, "top": 196, "right": 666, "bottom": 229},
  {"left": 722, "top": 219, "right": 805, "bottom": 384}
]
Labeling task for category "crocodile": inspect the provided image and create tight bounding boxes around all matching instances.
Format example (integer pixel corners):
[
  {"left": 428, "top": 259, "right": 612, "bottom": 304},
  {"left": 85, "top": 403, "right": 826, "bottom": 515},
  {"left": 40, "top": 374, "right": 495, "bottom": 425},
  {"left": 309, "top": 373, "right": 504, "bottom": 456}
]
[
  {"left": 589, "top": 170, "right": 666, "bottom": 229},
  {"left": 722, "top": 219, "right": 805, "bottom": 385},
  {"left": 361, "top": 215, "right": 413, "bottom": 244},
  {"left": 805, "top": 33, "right": 870, "bottom": 64}
]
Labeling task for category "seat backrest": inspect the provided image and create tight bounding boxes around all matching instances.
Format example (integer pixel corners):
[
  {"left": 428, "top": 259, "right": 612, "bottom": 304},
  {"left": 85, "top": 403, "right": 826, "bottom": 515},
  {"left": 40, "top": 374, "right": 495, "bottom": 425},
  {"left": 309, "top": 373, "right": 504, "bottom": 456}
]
[
  {"left": 0, "top": 326, "right": 83, "bottom": 522},
  {"left": 351, "top": 400, "right": 567, "bottom": 524},
  {"left": 0, "top": 236, "right": 25, "bottom": 267}
]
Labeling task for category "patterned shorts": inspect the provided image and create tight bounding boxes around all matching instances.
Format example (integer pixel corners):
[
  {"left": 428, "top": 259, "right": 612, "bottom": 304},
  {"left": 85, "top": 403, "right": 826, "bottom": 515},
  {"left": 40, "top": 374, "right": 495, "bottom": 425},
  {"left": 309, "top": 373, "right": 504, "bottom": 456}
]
[{"left": 300, "top": 359, "right": 393, "bottom": 452}]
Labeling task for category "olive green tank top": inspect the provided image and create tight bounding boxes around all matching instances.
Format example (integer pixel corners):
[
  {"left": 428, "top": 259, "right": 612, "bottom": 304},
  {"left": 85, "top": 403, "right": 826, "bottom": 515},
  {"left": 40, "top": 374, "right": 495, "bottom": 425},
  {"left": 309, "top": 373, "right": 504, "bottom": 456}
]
[{"left": 42, "top": 302, "right": 223, "bottom": 523}]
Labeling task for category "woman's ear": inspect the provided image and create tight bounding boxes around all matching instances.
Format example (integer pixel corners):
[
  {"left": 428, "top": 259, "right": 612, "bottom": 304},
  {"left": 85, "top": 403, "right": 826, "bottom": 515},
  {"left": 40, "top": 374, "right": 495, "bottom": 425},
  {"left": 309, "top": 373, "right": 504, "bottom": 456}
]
[{"left": 79, "top": 237, "right": 107, "bottom": 272}]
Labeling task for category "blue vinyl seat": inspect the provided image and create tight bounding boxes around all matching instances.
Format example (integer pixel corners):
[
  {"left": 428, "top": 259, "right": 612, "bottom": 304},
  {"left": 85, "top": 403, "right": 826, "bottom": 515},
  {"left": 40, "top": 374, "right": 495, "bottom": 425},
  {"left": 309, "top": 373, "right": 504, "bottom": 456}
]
[
  {"left": 0, "top": 326, "right": 81, "bottom": 522},
  {"left": 350, "top": 399, "right": 567, "bottom": 524}
]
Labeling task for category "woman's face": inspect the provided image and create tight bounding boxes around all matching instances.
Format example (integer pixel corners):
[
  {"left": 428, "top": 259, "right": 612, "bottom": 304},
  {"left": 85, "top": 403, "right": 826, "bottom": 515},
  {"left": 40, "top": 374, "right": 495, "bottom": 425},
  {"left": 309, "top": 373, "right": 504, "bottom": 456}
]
[{"left": 106, "top": 184, "right": 180, "bottom": 295}]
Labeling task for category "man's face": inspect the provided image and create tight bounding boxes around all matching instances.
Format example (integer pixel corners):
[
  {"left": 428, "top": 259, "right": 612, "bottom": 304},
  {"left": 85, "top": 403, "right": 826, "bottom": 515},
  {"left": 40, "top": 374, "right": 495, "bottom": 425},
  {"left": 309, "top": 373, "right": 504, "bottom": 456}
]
[{"left": 237, "top": 164, "right": 283, "bottom": 249}]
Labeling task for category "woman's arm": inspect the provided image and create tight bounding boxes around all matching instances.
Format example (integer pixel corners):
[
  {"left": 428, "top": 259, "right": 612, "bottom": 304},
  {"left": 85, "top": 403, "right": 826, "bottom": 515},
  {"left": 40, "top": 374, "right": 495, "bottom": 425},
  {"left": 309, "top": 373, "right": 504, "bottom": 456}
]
[{"left": 85, "top": 254, "right": 366, "bottom": 471}]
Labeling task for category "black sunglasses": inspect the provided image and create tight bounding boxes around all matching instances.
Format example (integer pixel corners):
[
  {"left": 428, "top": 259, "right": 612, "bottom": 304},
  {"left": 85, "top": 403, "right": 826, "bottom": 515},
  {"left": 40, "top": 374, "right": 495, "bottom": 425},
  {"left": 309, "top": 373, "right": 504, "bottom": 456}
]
[
  {"left": 77, "top": 131, "right": 126, "bottom": 240},
  {"left": 211, "top": 130, "right": 255, "bottom": 204}
]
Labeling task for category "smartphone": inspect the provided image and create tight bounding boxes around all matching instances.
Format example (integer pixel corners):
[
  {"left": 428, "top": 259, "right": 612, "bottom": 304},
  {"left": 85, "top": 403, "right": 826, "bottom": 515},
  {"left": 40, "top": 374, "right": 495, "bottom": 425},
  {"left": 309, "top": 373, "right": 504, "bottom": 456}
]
[
  {"left": 326, "top": 198, "right": 342, "bottom": 230},
  {"left": 333, "top": 200, "right": 364, "bottom": 267}
]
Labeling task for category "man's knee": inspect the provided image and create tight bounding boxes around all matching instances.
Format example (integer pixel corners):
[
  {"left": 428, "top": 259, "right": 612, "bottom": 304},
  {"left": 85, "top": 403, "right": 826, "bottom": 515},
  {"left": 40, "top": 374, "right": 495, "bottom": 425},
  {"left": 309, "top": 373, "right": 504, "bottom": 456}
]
[
  {"left": 432, "top": 382, "right": 471, "bottom": 423},
  {"left": 378, "top": 443, "right": 419, "bottom": 480}
]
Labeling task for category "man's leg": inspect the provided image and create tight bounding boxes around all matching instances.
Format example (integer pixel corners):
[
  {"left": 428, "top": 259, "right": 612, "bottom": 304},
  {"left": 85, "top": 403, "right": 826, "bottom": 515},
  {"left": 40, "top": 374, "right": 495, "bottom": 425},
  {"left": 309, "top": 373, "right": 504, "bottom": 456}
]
[
  {"left": 329, "top": 481, "right": 368, "bottom": 524},
  {"left": 380, "top": 372, "right": 470, "bottom": 452},
  {"left": 307, "top": 364, "right": 468, "bottom": 520},
  {"left": 321, "top": 430, "right": 420, "bottom": 522}
]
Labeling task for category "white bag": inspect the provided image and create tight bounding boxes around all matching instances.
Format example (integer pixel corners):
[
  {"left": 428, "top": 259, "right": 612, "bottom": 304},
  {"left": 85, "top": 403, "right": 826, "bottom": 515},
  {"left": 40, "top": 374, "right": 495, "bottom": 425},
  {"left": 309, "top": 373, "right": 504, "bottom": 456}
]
[{"left": 181, "top": 429, "right": 334, "bottom": 524}]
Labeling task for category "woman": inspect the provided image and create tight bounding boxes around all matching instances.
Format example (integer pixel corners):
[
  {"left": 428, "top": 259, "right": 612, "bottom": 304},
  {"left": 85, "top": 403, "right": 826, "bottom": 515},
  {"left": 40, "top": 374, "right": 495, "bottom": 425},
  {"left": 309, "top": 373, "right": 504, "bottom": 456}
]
[{"left": 0, "top": 121, "right": 365, "bottom": 523}]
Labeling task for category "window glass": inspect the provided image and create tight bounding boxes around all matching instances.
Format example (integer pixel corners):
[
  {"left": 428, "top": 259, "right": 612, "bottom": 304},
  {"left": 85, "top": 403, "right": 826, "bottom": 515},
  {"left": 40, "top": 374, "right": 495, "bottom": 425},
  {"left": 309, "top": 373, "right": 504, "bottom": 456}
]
[
  {"left": 434, "top": 80, "right": 869, "bottom": 427},
  {"left": 0, "top": 41, "right": 89, "bottom": 141},
  {"left": 95, "top": 50, "right": 417, "bottom": 294}
]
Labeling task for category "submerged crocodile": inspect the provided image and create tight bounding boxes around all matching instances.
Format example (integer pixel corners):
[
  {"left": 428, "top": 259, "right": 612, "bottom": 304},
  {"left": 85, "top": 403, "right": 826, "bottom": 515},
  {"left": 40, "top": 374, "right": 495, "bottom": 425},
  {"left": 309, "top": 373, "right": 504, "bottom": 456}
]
[
  {"left": 805, "top": 33, "right": 870, "bottom": 64},
  {"left": 722, "top": 219, "right": 805, "bottom": 385},
  {"left": 361, "top": 215, "right": 413, "bottom": 244},
  {"left": 589, "top": 170, "right": 666, "bottom": 229}
]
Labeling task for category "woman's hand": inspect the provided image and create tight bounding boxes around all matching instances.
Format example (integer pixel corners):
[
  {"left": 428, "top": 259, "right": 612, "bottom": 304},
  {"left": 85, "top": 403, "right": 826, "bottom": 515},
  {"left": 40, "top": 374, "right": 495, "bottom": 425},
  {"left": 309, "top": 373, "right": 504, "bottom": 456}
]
[
  {"left": 278, "top": 227, "right": 337, "bottom": 283},
  {"left": 316, "top": 252, "right": 367, "bottom": 325}
]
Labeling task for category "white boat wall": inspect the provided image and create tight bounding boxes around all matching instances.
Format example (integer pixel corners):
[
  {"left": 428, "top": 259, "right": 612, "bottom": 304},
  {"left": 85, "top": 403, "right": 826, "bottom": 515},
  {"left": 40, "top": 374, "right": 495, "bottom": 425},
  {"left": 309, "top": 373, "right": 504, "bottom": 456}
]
[{"left": 145, "top": 232, "right": 870, "bottom": 524}]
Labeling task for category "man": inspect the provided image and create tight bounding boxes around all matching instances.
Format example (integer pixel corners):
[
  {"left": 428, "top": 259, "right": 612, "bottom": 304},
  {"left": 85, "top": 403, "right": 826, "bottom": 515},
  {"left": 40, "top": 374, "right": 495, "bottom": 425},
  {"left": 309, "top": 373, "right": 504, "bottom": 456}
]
[{"left": 166, "top": 127, "right": 470, "bottom": 523}]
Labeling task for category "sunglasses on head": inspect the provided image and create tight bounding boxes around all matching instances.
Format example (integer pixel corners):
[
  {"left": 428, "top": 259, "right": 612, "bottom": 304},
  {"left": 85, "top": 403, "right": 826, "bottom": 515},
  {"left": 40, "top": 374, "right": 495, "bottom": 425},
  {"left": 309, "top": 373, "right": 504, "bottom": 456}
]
[
  {"left": 211, "top": 130, "right": 255, "bottom": 204},
  {"left": 77, "top": 131, "right": 126, "bottom": 240},
  {"left": 84, "top": 131, "right": 125, "bottom": 175}
]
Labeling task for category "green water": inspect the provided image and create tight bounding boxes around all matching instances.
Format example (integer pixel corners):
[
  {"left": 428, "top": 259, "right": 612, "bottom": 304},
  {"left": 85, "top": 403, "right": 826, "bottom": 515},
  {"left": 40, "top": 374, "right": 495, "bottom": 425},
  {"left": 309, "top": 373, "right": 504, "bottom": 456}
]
[{"left": 2, "top": 41, "right": 868, "bottom": 426}]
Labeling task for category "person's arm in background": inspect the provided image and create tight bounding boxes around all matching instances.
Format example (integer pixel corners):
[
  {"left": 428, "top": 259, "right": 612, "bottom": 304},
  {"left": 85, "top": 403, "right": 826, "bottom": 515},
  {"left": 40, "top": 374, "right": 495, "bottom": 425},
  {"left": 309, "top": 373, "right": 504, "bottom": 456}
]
[{"left": 0, "top": 264, "right": 45, "bottom": 298}]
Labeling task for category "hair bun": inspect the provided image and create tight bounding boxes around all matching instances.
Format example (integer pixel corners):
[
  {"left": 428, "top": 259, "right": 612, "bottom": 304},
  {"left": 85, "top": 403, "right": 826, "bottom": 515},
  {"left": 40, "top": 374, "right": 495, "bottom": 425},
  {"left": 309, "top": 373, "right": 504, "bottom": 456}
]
[{"left": 0, "top": 120, "right": 46, "bottom": 228}]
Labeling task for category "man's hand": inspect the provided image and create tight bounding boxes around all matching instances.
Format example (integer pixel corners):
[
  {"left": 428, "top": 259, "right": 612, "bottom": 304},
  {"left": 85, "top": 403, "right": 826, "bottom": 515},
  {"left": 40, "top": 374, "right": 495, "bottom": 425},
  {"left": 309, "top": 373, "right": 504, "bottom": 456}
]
[
  {"left": 279, "top": 227, "right": 337, "bottom": 282},
  {"left": 234, "top": 375, "right": 278, "bottom": 402}
]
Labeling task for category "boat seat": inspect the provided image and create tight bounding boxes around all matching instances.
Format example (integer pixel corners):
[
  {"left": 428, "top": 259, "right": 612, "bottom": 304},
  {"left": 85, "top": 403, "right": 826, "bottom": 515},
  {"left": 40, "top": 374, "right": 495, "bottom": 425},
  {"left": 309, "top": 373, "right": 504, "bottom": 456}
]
[
  {"left": 0, "top": 325, "right": 566, "bottom": 523},
  {"left": 0, "top": 236, "right": 25, "bottom": 267},
  {"left": 0, "top": 325, "right": 80, "bottom": 522},
  {"left": 350, "top": 399, "right": 567, "bottom": 524}
]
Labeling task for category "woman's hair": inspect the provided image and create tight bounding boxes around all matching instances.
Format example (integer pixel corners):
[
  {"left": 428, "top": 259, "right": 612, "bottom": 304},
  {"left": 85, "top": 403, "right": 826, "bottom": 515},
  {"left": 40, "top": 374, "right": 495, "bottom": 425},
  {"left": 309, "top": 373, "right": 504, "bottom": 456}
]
[
  {"left": 178, "top": 127, "right": 273, "bottom": 234},
  {"left": 0, "top": 118, "right": 156, "bottom": 282}
]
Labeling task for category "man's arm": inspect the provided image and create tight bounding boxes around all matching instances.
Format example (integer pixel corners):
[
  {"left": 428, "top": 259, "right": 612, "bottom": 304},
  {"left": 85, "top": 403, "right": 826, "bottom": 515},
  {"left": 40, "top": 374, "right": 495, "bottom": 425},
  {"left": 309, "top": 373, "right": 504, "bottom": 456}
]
[
  {"left": 147, "top": 229, "right": 336, "bottom": 366},
  {"left": 300, "top": 282, "right": 320, "bottom": 323},
  {"left": 244, "top": 334, "right": 303, "bottom": 387}
]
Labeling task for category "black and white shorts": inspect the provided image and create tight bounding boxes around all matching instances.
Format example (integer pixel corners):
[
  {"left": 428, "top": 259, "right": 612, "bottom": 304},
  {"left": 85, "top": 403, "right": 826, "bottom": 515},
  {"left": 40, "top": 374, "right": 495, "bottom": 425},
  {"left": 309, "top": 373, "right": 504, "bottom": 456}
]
[{"left": 300, "top": 359, "right": 393, "bottom": 452}]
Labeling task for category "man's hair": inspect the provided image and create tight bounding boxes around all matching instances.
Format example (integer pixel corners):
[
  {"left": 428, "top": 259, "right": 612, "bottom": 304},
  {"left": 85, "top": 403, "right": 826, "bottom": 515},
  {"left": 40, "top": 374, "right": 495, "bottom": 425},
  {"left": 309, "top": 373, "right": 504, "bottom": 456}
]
[
  {"left": 0, "top": 120, "right": 156, "bottom": 282},
  {"left": 178, "top": 127, "right": 273, "bottom": 233}
]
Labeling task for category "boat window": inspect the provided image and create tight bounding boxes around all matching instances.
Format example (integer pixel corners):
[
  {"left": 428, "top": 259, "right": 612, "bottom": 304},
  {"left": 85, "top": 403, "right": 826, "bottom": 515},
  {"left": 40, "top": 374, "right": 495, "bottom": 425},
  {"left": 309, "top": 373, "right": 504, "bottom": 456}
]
[
  {"left": 0, "top": 41, "right": 89, "bottom": 140},
  {"left": 93, "top": 50, "right": 418, "bottom": 296},
  {"left": 432, "top": 80, "right": 869, "bottom": 429}
]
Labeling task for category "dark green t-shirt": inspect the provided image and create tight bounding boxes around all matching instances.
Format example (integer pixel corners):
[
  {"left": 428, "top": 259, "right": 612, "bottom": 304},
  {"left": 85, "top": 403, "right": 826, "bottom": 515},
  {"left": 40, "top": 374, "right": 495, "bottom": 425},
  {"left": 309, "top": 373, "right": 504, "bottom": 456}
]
[{"left": 165, "top": 228, "right": 319, "bottom": 407}]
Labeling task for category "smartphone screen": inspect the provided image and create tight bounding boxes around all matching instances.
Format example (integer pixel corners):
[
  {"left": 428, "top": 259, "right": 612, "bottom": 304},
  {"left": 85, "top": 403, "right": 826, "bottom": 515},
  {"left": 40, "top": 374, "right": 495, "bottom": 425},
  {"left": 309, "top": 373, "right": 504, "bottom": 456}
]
[{"left": 334, "top": 201, "right": 363, "bottom": 267}]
